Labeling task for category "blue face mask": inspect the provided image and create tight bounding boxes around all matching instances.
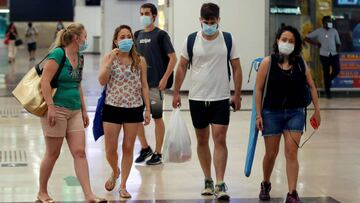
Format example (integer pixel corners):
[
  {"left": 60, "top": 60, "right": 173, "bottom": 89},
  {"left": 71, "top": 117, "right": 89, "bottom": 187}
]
[
  {"left": 202, "top": 23, "right": 218, "bottom": 36},
  {"left": 118, "top": 39, "right": 133, "bottom": 53},
  {"left": 79, "top": 40, "right": 88, "bottom": 52},
  {"left": 141, "top": 16, "right": 152, "bottom": 27}
]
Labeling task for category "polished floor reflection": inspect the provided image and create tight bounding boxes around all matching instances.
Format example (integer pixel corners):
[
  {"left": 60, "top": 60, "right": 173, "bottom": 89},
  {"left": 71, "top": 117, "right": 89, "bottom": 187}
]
[{"left": 0, "top": 48, "right": 359, "bottom": 202}]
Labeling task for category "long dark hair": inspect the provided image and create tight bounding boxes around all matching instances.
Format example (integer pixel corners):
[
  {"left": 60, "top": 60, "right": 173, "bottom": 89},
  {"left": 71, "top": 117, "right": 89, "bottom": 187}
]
[
  {"left": 111, "top": 25, "right": 141, "bottom": 71},
  {"left": 6, "top": 22, "right": 17, "bottom": 34},
  {"left": 272, "top": 25, "right": 302, "bottom": 65}
]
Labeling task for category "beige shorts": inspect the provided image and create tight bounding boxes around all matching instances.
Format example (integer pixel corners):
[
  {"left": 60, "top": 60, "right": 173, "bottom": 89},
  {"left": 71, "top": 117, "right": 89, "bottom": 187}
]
[{"left": 40, "top": 106, "right": 84, "bottom": 137}]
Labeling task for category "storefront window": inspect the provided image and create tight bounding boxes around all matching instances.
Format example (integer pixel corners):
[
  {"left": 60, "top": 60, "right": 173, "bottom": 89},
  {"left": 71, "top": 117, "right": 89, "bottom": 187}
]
[{"left": 269, "top": 0, "right": 360, "bottom": 90}]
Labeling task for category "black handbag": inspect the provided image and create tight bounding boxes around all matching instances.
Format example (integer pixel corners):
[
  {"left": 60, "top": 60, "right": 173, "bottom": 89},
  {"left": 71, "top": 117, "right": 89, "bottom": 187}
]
[{"left": 15, "top": 39, "right": 23, "bottom": 46}]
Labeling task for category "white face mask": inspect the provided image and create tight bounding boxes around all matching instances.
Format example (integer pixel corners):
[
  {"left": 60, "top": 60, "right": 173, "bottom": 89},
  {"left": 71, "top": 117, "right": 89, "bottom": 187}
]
[
  {"left": 327, "top": 22, "right": 333, "bottom": 29},
  {"left": 278, "top": 42, "right": 295, "bottom": 55}
]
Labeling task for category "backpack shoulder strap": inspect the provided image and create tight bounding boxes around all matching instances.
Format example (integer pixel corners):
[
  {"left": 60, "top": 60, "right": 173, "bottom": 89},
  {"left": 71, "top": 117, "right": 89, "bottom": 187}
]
[
  {"left": 222, "top": 31, "right": 232, "bottom": 62},
  {"left": 187, "top": 32, "right": 198, "bottom": 68},
  {"left": 222, "top": 31, "right": 232, "bottom": 81}
]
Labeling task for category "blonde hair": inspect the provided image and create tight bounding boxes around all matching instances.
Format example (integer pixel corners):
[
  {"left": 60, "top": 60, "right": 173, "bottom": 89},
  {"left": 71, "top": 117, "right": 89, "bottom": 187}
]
[
  {"left": 50, "top": 23, "right": 85, "bottom": 50},
  {"left": 112, "top": 25, "right": 141, "bottom": 71}
]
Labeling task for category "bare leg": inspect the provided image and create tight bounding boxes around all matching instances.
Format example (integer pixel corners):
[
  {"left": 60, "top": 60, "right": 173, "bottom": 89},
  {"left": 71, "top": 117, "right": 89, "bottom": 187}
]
[
  {"left": 283, "top": 131, "right": 301, "bottom": 192},
  {"left": 195, "top": 127, "right": 211, "bottom": 178},
  {"left": 120, "top": 123, "right": 141, "bottom": 198},
  {"left": 137, "top": 125, "right": 150, "bottom": 149},
  {"left": 154, "top": 118, "right": 165, "bottom": 153},
  {"left": 262, "top": 135, "right": 281, "bottom": 182},
  {"left": 103, "top": 121, "right": 121, "bottom": 190},
  {"left": 66, "top": 131, "right": 102, "bottom": 201},
  {"left": 211, "top": 124, "right": 228, "bottom": 183},
  {"left": 37, "top": 137, "right": 64, "bottom": 201}
]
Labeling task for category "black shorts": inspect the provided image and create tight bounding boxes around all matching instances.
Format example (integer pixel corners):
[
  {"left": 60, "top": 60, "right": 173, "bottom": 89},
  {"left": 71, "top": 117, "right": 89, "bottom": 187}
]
[
  {"left": 27, "top": 42, "right": 36, "bottom": 52},
  {"left": 102, "top": 104, "right": 144, "bottom": 124},
  {"left": 189, "top": 99, "right": 230, "bottom": 129}
]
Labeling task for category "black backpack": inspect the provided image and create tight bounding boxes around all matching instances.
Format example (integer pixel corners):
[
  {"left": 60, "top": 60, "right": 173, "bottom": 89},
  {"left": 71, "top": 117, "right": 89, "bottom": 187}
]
[
  {"left": 134, "top": 29, "right": 174, "bottom": 89},
  {"left": 187, "top": 31, "right": 233, "bottom": 81}
]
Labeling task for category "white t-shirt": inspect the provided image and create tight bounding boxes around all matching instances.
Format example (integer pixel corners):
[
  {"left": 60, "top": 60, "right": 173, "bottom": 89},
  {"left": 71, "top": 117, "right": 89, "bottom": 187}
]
[{"left": 181, "top": 31, "right": 240, "bottom": 101}]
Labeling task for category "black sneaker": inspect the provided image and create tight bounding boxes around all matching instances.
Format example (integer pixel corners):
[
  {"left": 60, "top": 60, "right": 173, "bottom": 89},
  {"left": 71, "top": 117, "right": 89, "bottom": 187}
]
[
  {"left": 146, "top": 152, "right": 162, "bottom": 165},
  {"left": 135, "top": 146, "right": 153, "bottom": 163},
  {"left": 285, "top": 190, "right": 302, "bottom": 203},
  {"left": 259, "top": 181, "right": 271, "bottom": 201}
]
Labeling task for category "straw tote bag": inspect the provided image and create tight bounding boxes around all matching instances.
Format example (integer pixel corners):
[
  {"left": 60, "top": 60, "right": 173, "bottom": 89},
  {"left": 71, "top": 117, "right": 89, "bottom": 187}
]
[{"left": 12, "top": 47, "right": 66, "bottom": 117}]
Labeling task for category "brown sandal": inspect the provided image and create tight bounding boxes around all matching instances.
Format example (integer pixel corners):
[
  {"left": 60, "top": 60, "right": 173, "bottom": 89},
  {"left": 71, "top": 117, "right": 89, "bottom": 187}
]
[
  {"left": 36, "top": 196, "right": 55, "bottom": 203},
  {"left": 104, "top": 167, "right": 120, "bottom": 191},
  {"left": 88, "top": 197, "right": 107, "bottom": 203},
  {"left": 119, "top": 189, "right": 132, "bottom": 199}
]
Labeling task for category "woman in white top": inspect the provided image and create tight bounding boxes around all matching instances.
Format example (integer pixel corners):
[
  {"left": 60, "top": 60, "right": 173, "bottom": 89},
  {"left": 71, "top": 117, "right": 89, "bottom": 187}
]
[{"left": 98, "top": 25, "right": 150, "bottom": 198}]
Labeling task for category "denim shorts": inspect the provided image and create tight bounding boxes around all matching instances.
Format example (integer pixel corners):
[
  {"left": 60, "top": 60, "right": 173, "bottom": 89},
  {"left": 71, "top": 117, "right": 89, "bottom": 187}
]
[{"left": 261, "top": 108, "right": 305, "bottom": 136}]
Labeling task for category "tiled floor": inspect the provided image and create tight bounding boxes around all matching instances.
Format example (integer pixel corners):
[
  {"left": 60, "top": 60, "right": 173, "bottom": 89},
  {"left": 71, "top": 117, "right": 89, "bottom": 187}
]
[{"left": 0, "top": 48, "right": 359, "bottom": 202}]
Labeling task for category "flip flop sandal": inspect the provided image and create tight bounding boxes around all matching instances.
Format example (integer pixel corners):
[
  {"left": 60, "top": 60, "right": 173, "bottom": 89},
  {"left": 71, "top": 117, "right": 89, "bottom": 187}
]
[
  {"left": 105, "top": 167, "right": 120, "bottom": 191},
  {"left": 36, "top": 196, "right": 55, "bottom": 203},
  {"left": 89, "top": 197, "right": 107, "bottom": 203},
  {"left": 119, "top": 189, "right": 132, "bottom": 199}
]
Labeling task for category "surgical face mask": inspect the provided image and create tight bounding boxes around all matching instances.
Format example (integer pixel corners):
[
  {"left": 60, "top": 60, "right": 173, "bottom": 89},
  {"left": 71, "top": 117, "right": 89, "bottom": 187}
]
[
  {"left": 202, "top": 23, "right": 218, "bottom": 36},
  {"left": 140, "top": 16, "right": 152, "bottom": 27},
  {"left": 327, "top": 22, "right": 333, "bottom": 29},
  {"left": 118, "top": 38, "right": 133, "bottom": 53},
  {"left": 278, "top": 42, "right": 295, "bottom": 55},
  {"left": 79, "top": 40, "right": 88, "bottom": 52}
]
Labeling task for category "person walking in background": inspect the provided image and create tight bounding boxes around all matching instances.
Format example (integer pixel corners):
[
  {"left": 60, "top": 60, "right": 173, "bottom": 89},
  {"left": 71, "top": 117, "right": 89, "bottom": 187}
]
[
  {"left": 305, "top": 16, "right": 341, "bottom": 98},
  {"left": 172, "top": 3, "right": 242, "bottom": 200},
  {"left": 54, "top": 21, "right": 65, "bottom": 39},
  {"left": 98, "top": 25, "right": 151, "bottom": 198},
  {"left": 6, "top": 22, "right": 18, "bottom": 63},
  {"left": 134, "top": 3, "right": 177, "bottom": 165},
  {"left": 39, "top": 23, "right": 106, "bottom": 203},
  {"left": 256, "top": 26, "right": 321, "bottom": 203},
  {"left": 25, "top": 22, "right": 38, "bottom": 61}
]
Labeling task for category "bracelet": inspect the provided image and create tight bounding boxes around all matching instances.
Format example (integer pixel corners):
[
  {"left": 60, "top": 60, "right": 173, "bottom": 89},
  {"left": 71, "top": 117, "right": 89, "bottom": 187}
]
[
  {"left": 256, "top": 115, "right": 262, "bottom": 119},
  {"left": 48, "top": 103, "right": 55, "bottom": 106}
]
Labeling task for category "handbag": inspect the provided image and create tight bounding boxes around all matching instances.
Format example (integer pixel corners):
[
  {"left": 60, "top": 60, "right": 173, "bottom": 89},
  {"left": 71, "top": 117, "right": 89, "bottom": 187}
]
[
  {"left": 92, "top": 86, "right": 107, "bottom": 141},
  {"left": 12, "top": 47, "right": 66, "bottom": 117},
  {"left": 15, "top": 38, "right": 23, "bottom": 46},
  {"left": 4, "top": 33, "right": 10, "bottom": 45}
]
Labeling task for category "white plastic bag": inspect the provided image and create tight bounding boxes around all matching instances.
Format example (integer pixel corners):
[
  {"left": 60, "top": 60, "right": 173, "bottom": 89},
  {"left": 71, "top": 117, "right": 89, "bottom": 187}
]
[{"left": 163, "top": 108, "right": 192, "bottom": 163}]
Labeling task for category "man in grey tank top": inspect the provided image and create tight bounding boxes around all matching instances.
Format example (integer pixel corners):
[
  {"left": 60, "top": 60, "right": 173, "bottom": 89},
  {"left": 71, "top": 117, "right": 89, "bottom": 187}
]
[{"left": 305, "top": 16, "right": 341, "bottom": 99}]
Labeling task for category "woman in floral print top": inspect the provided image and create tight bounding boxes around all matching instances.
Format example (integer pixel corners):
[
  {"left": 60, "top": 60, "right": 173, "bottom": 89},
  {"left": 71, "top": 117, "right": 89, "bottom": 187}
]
[{"left": 98, "top": 25, "right": 150, "bottom": 198}]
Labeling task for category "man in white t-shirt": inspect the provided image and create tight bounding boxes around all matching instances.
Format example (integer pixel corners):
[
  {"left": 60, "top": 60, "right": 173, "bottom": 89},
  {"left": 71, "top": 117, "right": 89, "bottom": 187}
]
[{"left": 172, "top": 3, "right": 242, "bottom": 201}]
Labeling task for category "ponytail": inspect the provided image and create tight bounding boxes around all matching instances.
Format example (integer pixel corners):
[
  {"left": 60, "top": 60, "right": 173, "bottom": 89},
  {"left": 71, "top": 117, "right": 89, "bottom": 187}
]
[{"left": 49, "top": 23, "right": 85, "bottom": 51}]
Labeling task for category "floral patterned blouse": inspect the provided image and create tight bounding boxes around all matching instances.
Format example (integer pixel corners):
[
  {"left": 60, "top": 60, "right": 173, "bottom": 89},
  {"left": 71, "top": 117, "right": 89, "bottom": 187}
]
[{"left": 105, "top": 59, "right": 143, "bottom": 108}]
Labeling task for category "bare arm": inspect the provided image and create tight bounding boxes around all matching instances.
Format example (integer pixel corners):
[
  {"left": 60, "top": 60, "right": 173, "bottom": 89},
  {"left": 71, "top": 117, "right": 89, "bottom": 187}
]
[
  {"left": 79, "top": 84, "right": 89, "bottom": 127},
  {"left": 255, "top": 57, "right": 271, "bottom": 130},
  {"left": 98, "top": 49, "right": 119, "bottom": 86},
  {"left": 40, "top": 60, "right": 59, "bottom": 106},
  {"left": 40, "top": 59, "right": 59, "bottom": 126},
  {"left": 230, "top": 58, "right": 243, "bottom": 111},
  {"left": 79, "top": 84, "right": 87, "bottom": 112},
  {"left": 140, "top": 57, "right": 151, "bottom": 125},
  {"left": 305, "top": 63, "right": 321, "bottom": 126},
  {"left": 159, "top": 53, "right": 177, "bottom": 90},
  {"left": 172, "top": 56, "right": 189, "bottom": 108},
  {"left": 304, "top": 37, "right": 321, "bottom": 47}
]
